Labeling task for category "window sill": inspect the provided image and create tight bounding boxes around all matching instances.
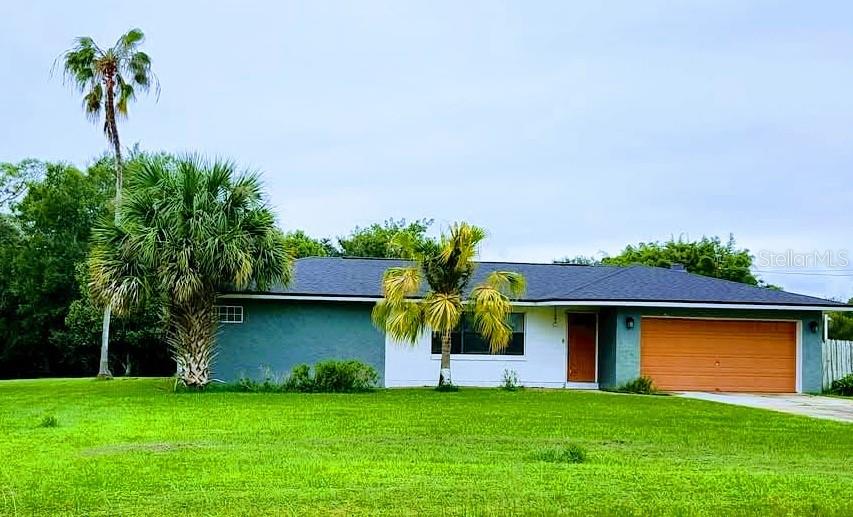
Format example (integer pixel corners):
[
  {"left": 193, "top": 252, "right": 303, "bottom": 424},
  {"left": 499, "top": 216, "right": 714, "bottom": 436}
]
[{"left": 429, "top": 354, "right": 527, "bottom": 362}]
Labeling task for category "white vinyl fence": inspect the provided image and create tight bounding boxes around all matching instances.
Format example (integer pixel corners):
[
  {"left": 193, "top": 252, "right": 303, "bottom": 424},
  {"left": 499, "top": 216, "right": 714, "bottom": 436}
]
[{"left": 823, "top": 339, "right": 853, "bottom": 390}]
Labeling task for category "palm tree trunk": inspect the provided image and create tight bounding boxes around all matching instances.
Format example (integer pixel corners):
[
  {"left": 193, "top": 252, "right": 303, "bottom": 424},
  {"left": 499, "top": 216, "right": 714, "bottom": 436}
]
[
  {"left": 439, "top": 329, "right": 452, "bottom": 386},
  {"left": 96, "top": 75, "right": 123, "bottom": 380},
  {"left": 170, "top": 301, "right": 217, "bottom": 388}
]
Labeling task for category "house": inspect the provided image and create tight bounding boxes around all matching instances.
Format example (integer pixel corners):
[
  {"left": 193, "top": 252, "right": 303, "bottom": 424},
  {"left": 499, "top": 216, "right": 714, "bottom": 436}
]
[{"left": 214, "top": 257, "right": 851, "bottom": 393}]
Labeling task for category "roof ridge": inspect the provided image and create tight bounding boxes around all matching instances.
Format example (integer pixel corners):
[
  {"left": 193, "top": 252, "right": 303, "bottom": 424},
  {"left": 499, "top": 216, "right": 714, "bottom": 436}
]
[{"left": 296, "top": 256, "right": 621, "bottom": 268}]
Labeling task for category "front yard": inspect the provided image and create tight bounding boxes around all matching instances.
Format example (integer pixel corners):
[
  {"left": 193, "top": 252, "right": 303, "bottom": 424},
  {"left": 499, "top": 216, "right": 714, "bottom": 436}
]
[{"left": 1, "top": 378, "right": 851, "bottom": 515}]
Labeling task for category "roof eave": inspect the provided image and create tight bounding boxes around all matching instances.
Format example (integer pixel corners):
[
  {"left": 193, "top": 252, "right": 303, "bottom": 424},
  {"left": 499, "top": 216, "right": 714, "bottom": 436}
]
[{"left": 218, "top": 293, "right": 851, "bottom": 311}]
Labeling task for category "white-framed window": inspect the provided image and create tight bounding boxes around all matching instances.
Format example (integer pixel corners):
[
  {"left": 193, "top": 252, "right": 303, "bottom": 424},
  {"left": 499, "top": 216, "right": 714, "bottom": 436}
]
[
  {"left": 431, "top": 313, "right": 525, "bottom": 355},
  {"left": 216, "top": 305, "right": 244, "bottom": 324}
]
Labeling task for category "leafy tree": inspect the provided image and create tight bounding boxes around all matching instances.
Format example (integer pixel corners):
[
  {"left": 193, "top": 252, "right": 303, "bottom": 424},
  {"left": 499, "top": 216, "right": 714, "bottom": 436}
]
[
  {"left": 58, "top": 28, "right": 158, "bottom": 378},
  {"left": 0, "top": 161, "right": 113, "bottom": 377},
  {"left": 88, "top": 155, "right": 292, "bottom": 387},
  {"left": 282, "top": 230, "right": 338, "bottom": 258},
  {"left": 372, "top": 222, "right": 525, "bottom": 386},
  {"left": 338, "top": 218, "right": 432, "bottom": 258},
  {"left": 0, "top": 160, "right": 43, "bottom": 210},
  {"left": 828, "top": 298, "right": 853, "bottom": 341},
  {"left": 600, "top": 235, "right": 778, "bottom": 287}
]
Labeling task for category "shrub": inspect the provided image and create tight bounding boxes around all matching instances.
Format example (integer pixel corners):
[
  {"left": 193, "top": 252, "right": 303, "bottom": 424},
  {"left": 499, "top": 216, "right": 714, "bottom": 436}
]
[
  {"left": 612, "top": 376, "right": 657, "bottom": 395},
  {"left": 217, "top": 360, "right": 379, "bottom": 393},
  {"left": 312, "top": 360, "right": 379, "bottom": 393},
  {"left": 38, "top": 415, "right": 58, "bottom": 428},
  {"left": 283, "top": 363, "right": 313, "bottom": 392},
  {"left": 501, "top": 369, "right": 521, "bottom": 391},
  {"left": 828, "top": 373, "right": 853, "bottom": 396},
  {"left": 533, "top": 444, "right": 587, "bottom": 464}
]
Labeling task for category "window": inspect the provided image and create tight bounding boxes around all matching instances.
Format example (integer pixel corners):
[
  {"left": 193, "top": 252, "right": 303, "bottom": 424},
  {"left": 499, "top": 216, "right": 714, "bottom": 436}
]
[
  {"left": 431, "top": 313, "right": 524, "bottom": 355},
  {"left": 216, "top": 305, "right": 243, "bottom": 323}
]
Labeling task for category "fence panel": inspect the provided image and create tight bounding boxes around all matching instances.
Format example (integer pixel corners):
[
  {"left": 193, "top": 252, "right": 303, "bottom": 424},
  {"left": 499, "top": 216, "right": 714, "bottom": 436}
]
[{"left": 823, "top": 339, "right": 853, "bottom": 390}]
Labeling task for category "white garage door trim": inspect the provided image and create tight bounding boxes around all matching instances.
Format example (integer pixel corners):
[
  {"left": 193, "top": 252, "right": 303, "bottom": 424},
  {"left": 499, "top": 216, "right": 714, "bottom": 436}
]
[{"left": 641, "top": 316, "right": 802, "bottom": 393}]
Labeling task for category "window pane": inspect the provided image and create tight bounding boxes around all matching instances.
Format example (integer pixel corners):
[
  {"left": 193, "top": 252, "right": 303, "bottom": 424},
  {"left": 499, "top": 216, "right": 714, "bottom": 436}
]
[
  {"left": 504, "top": 332, "right": 524, "bottom": 355},
  {"left": 508, "top": 313, "right": 524, "bottom": 332},
  {"left": 431, "top": 332, "right": 461, "bottom": 354},
  {"left": 461, "top": 331, "right": 491, "bottom": 354}
]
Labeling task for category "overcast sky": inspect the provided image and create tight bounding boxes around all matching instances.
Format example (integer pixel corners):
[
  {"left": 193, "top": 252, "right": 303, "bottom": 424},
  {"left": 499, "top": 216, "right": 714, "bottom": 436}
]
[{"left": 1, "top": 1, "right": 851, "bottom": 300}]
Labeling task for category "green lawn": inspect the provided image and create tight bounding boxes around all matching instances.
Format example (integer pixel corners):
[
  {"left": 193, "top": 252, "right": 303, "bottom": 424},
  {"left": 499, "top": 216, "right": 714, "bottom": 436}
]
[{"left": 1, "top": 379, "right": 851, "bottom": 516}]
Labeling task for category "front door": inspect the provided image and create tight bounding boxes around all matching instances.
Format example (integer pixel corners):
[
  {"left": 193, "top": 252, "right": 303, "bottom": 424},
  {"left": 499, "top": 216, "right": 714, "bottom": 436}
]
[{"left": 568, "top": 313, "right": 597, "bottom": 382}]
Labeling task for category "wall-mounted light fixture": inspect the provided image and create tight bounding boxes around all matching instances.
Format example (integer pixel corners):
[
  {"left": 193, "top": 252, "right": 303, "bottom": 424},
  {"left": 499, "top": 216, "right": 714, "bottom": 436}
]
[
  {"left": 625, "top": 316, "right": 635, "bottom": 329},
  {"left": 809, "top": 320, "right": 819, "bottom": 334}
]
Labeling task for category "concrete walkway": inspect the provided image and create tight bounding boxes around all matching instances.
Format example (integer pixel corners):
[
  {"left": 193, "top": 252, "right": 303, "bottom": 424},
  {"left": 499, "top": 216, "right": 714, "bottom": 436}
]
[{"left": 677, "top": 392, "right": 853, "bottom": 423}]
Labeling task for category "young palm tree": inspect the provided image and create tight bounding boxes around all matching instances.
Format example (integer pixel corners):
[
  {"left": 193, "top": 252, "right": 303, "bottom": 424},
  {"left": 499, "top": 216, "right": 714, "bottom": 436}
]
[
  {"left": 88, "top": 155, "right": 291, "bottom": 387},
  {"left": 58, "top": 28, "right": 158, "bottom": 378},
  {"left": 372, "top": 222, "right": 525, "bottom": 386}
]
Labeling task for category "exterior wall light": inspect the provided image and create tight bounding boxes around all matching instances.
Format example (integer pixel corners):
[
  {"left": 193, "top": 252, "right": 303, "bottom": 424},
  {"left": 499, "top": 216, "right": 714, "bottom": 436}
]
[
  {"left": 626, "top": 317, "right": 635, "bottom": 329},
  {"left": 809, "top": 321, "right": 819, "bottom": 334}
]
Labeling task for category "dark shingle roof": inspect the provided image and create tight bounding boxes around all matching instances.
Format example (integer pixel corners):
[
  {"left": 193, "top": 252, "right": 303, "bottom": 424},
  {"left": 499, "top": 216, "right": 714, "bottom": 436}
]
[{"left": 243, "top": 257, "right": 844, "bottom": 307}]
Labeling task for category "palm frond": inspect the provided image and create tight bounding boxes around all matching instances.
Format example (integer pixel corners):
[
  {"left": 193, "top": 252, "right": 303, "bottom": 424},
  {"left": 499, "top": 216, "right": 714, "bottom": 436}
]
[
  {"left": 481, "top": 271, "right": 526, "bottom": 299},
  {"left": 438, "top": 222, "right": 486, "bottom": 267},
  {"left": 82, "top": 83, "right": 103, "bottom": 120},
  {"left": 423, "top": 292, "right": 463, "bottom": 334},
  {"left": 469, "top": 283, "right": 514, "bottom": 352},
  {"left": 116, "top": 77, "right": 135, "bottom": 116},
  {"left": 116, "top": 28, "right": 145, "bottom": 51},
  {"left": 384, "top": 301, "right": 426, "bottom": 344},
  {"left": 381, "top": 266, "right": 422, "bottom": 304}
]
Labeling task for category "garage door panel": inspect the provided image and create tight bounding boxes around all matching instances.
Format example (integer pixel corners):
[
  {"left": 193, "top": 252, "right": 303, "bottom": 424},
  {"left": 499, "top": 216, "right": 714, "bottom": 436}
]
[{"left": 640, "top": 318, "right": 796, "bottom": 393}]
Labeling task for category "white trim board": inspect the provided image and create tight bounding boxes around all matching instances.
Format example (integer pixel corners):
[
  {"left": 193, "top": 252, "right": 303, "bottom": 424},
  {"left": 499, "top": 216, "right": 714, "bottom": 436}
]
[{"left": 218, "top": 293, "right": 848, "bottom": 312}]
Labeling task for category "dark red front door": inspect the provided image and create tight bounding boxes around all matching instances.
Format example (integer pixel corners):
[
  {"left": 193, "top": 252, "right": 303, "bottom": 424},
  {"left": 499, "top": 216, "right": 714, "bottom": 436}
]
[{"left": 568, "top": 313, "right": 596, "bottom": 382}]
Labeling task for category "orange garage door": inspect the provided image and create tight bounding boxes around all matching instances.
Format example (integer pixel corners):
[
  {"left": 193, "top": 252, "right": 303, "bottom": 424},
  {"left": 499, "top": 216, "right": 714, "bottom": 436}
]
[{"left": 640, "top": 318, "right": 797, "bottom": 392}]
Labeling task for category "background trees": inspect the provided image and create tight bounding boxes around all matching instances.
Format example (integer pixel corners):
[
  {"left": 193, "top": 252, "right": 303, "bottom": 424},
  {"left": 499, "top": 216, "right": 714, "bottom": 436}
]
[
  {"left": 829, "top": 299, "right": 853, "bottom": 340},
  {"left": 281, "top": 218, "right": 435, "bottom": 258},
  {"left": 556, "top": 235, "right": 780, "bottom": 289},
  {"left": 0, "top": 157, "right": 170, "bottom": 378},
  {"left": 338, "top": 218, "right": 433, "bottom": 258}
]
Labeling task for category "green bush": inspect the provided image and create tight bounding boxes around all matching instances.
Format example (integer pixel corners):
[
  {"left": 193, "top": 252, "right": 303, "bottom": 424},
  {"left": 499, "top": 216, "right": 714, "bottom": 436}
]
[
  {"left": 283, "top": 363, "right": 313, "bottom": 392},
  {"left": 828, "top": 373, "right": 853, "bottom": 396},
  {"left": 533, "top": 444, "right": 587, "bottom": 464},
  {"left": 612, "top": 376, "right": 657, "bottom": 395},
  {"left": 223, "top": 360, "right": 379, "bottom": 393},
  {"left": 312, "top": 360, "right": 379, "bottom": 393}
]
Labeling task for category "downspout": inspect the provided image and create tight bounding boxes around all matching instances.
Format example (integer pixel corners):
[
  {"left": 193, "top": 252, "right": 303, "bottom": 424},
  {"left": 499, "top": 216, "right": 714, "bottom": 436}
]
[{"left": 824, "top": 313, "right": 830, "bottom": 342}]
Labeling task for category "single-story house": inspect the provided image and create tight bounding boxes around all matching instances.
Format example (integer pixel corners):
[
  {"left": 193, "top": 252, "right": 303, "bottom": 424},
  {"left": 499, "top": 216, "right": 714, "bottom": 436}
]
[{"left": 215, "top": 257, "right": 851, "bottom": 393}]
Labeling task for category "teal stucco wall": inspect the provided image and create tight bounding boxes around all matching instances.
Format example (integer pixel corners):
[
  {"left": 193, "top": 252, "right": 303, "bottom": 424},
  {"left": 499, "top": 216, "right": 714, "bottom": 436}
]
[
  {"left": 213, "top": 300, "right": 385, "bottom": 384},
  {"left": 597, "top": 307, "right": 825, "bottom": 393}
]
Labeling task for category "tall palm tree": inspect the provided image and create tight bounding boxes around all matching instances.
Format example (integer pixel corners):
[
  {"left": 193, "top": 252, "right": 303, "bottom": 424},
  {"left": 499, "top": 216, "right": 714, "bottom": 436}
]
[
  {"left": 372, "top": 222, "right": 525, "bottom": 386},
  {"left": 88, "top": 155, "right": 291, "bottom": 387},
  {"left": 58, "top": 28, "right": 158, "bottom": 378}
]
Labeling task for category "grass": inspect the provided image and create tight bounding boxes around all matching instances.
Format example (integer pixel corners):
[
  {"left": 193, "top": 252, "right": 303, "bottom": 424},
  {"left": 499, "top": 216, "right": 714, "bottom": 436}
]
[{"left": 0, "top": 378, "right": 851, "bottom": 516}]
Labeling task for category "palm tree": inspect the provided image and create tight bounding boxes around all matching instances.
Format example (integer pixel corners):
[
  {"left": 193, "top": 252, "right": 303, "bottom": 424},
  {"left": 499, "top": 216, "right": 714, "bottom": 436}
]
[
  {"left": 58, "top": 28, "right": 158, "bottom": 378},
  {"left": 88, "top": 155, "right": 291, "bottom": 387},
  {"left": 372, "top": 222, "right": 525, "bottom": 386}
]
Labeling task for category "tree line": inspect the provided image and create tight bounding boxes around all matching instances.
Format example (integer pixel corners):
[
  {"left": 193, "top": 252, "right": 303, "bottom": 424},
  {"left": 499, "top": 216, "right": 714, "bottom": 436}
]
[{"left": 0, "top": 159, "right": 436, "bottom": 379}]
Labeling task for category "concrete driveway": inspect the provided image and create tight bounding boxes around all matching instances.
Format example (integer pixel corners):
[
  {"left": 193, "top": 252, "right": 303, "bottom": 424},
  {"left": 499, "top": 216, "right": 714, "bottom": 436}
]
[{"left": 677, "top": 392, "right": 853, "bottom": 423}]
